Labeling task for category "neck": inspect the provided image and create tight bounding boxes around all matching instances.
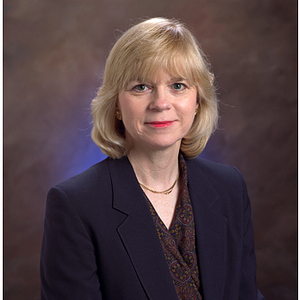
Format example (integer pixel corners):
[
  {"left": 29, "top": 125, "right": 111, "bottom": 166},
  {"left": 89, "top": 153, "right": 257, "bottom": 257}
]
[{"left": 127, "top": 147, "right": 180, "bottom": 192}]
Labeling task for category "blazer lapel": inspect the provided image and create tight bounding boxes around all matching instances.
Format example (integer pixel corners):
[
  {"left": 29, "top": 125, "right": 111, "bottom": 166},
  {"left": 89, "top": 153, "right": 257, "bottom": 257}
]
[
  {"left": 186, "top": 159, "right": 227, "bottom": 300},
  {"left": 108, "top": 157, "right": 178, "bottom": 300}
]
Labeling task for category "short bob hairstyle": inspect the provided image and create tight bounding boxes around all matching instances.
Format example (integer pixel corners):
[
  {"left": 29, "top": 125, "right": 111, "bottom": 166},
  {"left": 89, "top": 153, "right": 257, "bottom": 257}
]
[{"left": 91, "top": 17, "right": 218, "bottom": 159}]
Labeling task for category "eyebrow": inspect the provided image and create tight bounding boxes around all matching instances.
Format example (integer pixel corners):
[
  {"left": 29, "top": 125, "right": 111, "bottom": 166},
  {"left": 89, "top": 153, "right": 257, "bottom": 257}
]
[
  {"left": 169, "top": 77, "right": 186, "bottom": 82},
  {"left": 129, "top": 77, "right": 187, "bottom": 85}
]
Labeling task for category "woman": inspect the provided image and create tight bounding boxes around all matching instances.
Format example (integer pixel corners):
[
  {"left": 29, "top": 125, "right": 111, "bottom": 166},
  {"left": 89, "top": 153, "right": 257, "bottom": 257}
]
[{"left": 40, "top": 18, "right": 265, "bottom": 299}]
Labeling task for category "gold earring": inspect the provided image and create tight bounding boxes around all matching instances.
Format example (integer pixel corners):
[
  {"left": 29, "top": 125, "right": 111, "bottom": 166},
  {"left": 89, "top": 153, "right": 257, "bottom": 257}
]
[
  {"left": 195, "top": 108, "right": 198, "bottom": 116},
  {"left": 116, "top": 111, "right": 122, "bottom": 120}
]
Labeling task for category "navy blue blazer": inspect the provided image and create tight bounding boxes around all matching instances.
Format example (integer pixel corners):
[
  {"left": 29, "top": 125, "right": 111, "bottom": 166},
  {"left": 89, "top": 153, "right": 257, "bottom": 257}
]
[{"left": 40, "top": 156, "right": 265, "bottom": 299}]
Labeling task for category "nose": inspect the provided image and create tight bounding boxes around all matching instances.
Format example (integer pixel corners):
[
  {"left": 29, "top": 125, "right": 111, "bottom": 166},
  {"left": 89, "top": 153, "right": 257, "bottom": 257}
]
[{"left": 149, "top": 87, "right": 171, "bottom": 111}]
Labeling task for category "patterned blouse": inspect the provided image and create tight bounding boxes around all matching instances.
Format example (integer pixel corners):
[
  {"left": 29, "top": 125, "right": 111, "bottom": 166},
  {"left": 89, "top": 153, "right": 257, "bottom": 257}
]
[{"left": 145, "top": 155, "right": 202, "bottom": 300}]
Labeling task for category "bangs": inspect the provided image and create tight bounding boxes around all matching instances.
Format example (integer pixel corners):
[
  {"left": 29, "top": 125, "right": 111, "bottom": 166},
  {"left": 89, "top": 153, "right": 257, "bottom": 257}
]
[
  {"left": 118, "top": 43, "right": 201, "bottom": 90},
  {"left": 125, "top": 52, "right": 199, "bottom": 87}
]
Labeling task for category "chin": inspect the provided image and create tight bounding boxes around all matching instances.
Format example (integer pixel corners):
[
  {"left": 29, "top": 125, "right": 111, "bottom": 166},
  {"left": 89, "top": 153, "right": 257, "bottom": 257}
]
[{"left": 145, "top": 138, "right": 182, "bottom": 151}]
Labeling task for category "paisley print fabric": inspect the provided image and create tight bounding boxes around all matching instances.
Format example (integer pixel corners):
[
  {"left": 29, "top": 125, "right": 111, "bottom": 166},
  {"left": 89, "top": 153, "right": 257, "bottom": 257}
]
[{"left": 145, "top": 155, "right": 202, "bottom": 300}]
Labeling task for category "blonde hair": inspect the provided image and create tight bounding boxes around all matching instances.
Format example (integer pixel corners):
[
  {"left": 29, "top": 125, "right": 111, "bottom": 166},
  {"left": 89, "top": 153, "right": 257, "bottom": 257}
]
[{"left": 91, "top": 17, "right": 218, "bottom": 159}]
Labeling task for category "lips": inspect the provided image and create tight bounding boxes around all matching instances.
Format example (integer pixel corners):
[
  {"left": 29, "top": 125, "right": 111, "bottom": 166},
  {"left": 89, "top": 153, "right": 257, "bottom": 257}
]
[{"left": 145, "top": 121, "right": 174, "bottom": 128}]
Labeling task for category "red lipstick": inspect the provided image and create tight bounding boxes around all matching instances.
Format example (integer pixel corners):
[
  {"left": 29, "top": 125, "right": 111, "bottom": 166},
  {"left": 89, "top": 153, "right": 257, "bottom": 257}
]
[{"left": 146, "top": 121, "right": 174, "bottom": 128}]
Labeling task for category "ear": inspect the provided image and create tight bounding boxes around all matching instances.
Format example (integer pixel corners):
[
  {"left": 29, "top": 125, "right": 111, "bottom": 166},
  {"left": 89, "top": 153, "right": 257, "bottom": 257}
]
[
  {"left": 115, "top": 97, "right": 120, "bottom": 111},
  {"left": 195, "top": 98, "right": 200, "bottom": 111},
  {"left": 196, "top": 93, "right": 201, "bottom": 108}
]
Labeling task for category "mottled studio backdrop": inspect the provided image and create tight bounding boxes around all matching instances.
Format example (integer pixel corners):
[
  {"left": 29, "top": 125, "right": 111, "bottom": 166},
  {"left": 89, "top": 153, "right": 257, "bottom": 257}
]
[{"left": 4, "top": 0, "right": 297, "bottom": 299}]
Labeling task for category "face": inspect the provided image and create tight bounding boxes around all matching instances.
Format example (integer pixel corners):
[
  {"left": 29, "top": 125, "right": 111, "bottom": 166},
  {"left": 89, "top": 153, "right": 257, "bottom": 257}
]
[{"left": 117, "top": 69, "right": 199, "bottom": 153}]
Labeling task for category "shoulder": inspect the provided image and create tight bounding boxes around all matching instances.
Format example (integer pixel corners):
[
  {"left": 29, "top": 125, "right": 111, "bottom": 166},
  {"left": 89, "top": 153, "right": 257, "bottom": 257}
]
[
  {"left": 46, "top": 157, "right": 131, "bottom": 223},
  {"left": 186, "top": 156, "right": 243, "bottom": 180},
  {"left": 52, "top": 156, "right": 129, "bottom": 200},
  {"left": 185, "top": 156, "right": 247, "bottom": 195},
  {"left": 55, "top": 157, "right": 109, "bottom": 196}
]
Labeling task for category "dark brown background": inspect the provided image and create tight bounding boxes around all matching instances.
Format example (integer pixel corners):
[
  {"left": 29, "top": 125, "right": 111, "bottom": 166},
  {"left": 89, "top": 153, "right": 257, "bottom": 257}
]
[{"left": 4, "top": 0, "right": 297, "bottom": 299}]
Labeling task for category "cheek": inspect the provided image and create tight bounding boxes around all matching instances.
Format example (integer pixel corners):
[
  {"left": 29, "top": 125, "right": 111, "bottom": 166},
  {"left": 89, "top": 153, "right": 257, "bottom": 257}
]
[
  {"left": 119, "top": 103, "right": 143, "bottom": 132},
  {"left": 122, "top": 105, "right": 142, "bottom": 123},
  {"left": 181, "top": 100, "right": 198, "bottom": 129},
  {"left": 181, "top": 99, "right": 198, "bottom": 118},
  {"left": 118, "top": 97, "right": 135, "bottom": 119}
]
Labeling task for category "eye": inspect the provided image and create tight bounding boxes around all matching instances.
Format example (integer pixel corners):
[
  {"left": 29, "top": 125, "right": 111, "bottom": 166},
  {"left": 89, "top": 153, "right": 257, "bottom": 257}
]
[
  {"left": 133, "top": 84, "right": 148, "bottom": 92},
  {"left": 171, "top": 83, "right": 186, "bottom": 90}
]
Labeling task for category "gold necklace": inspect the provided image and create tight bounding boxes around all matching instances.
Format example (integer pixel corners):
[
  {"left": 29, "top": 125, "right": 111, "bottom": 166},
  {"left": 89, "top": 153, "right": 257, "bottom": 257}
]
[{"left": 138, "top": 174, "right": 180, "bottom": 195}]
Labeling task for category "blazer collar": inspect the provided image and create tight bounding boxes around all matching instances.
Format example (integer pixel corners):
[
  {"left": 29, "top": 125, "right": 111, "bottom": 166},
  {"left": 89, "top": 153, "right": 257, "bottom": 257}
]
[
  {"left": 107, "top": 157, "right": 179, "bottom": 300},
  {"left": 186, "top": 158, "right": 227, "bottom": 300}
]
